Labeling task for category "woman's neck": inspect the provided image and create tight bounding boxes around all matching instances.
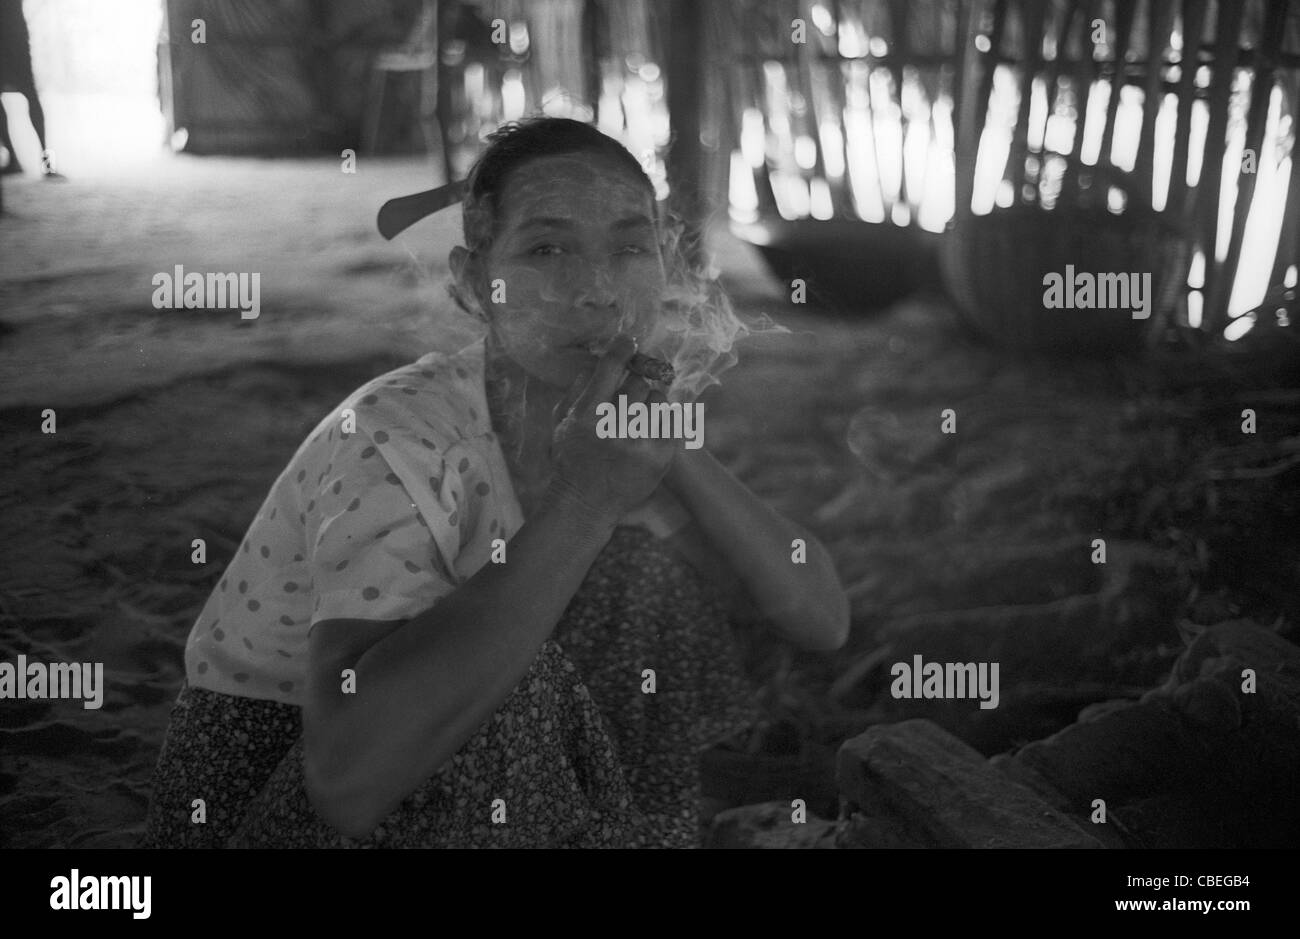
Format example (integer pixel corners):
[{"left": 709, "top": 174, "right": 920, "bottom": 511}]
[{"left": 483, "top": 341, "right": 564, "bottom": 516}]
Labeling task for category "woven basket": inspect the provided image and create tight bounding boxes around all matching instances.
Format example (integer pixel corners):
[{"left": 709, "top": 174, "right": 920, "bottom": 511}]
[{"left": 940, "top": 204, "right": 1189, "bottom": 354}]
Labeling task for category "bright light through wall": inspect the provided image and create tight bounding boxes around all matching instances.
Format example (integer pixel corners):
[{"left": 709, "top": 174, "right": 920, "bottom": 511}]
[{"left": 9, "top": 0, "right": 164, "bottom": 175}]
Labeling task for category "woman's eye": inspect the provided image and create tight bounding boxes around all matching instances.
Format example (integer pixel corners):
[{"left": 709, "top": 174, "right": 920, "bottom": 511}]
[
  {"left": 616, "top": 244, "right": 648, "bottom": 255},
  {"left": 530, "top": 244, "right": 563, "bottom": 257}
]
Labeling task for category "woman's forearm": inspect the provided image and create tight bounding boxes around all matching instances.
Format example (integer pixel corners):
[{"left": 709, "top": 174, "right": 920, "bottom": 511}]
[
  {"left": 663, "top": 447, "right": 849, "bottom": 651},
  {"left": 305, "top": 482, "right": 618, "bottom": 838}
]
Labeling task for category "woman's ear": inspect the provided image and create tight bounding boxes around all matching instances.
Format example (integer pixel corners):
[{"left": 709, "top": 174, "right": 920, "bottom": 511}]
[
  {"left": 449, "top": 244, "right": 472, "bottom": 286},
  {"left": 449, "top": 245, "right": 488, "bottom": 320}
]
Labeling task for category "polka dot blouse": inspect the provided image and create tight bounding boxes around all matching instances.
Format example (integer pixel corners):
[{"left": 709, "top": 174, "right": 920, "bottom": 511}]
[{"left": 183, "top": 341, "right": 526, "bottom": 705}]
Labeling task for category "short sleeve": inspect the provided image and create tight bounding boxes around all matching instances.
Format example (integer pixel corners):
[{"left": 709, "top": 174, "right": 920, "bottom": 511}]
[{"left": 305, "top": 421, "right": 462, "bottom": 629}]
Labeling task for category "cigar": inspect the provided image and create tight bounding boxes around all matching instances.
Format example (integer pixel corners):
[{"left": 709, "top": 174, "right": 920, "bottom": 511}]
[
  {"left": 583, "top": 341, "right": 675, "bottom": 384},
  {"left": 627, "top": 352, "right": 676, "bottom": 385}
]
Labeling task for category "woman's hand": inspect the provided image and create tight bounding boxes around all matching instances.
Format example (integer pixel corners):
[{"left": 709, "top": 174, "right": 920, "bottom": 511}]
[{"left": 548, "top": 334, "right": 677, "bottom": 522}]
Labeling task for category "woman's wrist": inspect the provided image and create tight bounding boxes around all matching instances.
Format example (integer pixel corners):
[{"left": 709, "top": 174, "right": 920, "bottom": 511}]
[
  {"left": 540, "top": 477, "right": 621, "bottom": 537},
  {"left": 662, "top": 443, "right": 706, "bottom": 498}
]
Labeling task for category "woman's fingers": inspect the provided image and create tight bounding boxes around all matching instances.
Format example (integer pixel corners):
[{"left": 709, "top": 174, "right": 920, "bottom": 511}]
[
  {"left": 618, "top": 373, "right": 652, "bottom": 403},
  {"left": 553, "top": 367, "right": 594, "bottom": 424},
  {"left": 575, "top": 335, "right": 637, "bottom": 414}
]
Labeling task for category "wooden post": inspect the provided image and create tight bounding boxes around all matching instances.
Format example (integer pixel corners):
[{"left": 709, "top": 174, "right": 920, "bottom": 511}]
[
  {"left": 1197, "top": 0, "right": 1246, "bottom": 335},
  {"left": 1166, "top": 0, "right": 1209, "bottom": 221},
  {"left": 435, "top": 0, "right": 457, "bottom": 183},
  {"left": 582, "top": 0, "right": 604, "bottom": 124},
  {"left": 665, "top": 0, "right": 706, "bottom": 268}
]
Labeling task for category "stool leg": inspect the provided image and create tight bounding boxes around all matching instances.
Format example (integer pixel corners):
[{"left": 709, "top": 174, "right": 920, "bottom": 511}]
[
  {"left": 417, "top": 66, "right": 447, "bottom": 167},
  {"left": 364, "top": 68, "right": 387, "bottom": 154}
]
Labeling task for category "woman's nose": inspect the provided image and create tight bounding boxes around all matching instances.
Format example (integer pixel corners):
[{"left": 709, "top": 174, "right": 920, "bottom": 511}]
[{"left": 571, "top": 264, "right": 621, "bottom": 313}]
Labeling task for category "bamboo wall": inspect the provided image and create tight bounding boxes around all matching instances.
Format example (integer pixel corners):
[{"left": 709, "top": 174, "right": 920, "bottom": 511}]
[{"left": 730, "top": 0, "right": 1300, "bottom": 338}]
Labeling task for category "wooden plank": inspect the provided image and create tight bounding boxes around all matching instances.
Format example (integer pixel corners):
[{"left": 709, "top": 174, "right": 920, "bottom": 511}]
[{"left": 837, "top": 718, "right": 1102, "bottom": 848}]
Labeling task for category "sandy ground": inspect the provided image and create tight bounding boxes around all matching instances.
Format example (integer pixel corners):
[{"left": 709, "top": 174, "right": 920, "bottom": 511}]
[{"left": 1, "top": 156, "right": 1297, "bottom": 847}]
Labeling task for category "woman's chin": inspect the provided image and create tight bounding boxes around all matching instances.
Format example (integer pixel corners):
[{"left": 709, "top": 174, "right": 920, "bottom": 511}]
[
  {"left": 520, "top": 359, "right": 589, "bottom": 392},
  {"left": 538, "top": 349, "right": 599, "bottom": 389}
]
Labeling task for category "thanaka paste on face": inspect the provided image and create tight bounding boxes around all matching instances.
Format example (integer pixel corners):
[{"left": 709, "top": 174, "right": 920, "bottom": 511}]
[{"left": 473, "top": 152, "right": 668, "bottom": 391}]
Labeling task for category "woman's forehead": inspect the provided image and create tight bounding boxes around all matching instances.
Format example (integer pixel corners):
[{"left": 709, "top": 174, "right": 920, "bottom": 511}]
[{"left": 497, "top": 152, "right": 654, "bottom": 226}]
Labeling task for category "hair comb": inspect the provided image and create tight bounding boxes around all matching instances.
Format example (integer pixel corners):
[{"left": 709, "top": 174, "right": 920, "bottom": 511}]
[{"left": 377, "top": 178, "right": 468, "bottom": 240}]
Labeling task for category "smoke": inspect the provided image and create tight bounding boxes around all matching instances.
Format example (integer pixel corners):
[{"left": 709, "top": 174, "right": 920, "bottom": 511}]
[
  {"left": 647, "top": 209, "right": 789, "bottom": 399},
  {"left": 643, "top": 271, "right": 785, "bottom": 403}
]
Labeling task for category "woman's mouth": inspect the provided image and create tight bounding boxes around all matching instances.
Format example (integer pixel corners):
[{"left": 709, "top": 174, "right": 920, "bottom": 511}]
[{"left": 563, "top": 340, "right": 674, "bottom": 384}]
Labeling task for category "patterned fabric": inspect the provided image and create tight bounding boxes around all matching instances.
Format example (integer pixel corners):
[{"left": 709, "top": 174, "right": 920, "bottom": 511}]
[
  {"left": 143, "top": 526, "right": 757, "bottom": 848},
  {"left": 184, "top": 341, "right": 523, "bottom": 706},
  {"left": 138, "top": 684, "right": 300, "bottom": 848}
]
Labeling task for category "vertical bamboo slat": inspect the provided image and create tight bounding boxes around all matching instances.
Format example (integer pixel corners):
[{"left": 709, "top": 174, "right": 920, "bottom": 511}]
[
  {"left": 886, "top": 0, "right": 912, "bottom": 214},
  {"left": 1061, "top": 0, "right": 1106, "bottom": 201},
  {"left": 1096, "top": 0, "right": 1139, "bottom": 174},
  {"left": 1208, "top": 0, "right": 1290, "bottom": 322},
  {"left": 1197, "top": 0, "right": 1247, "bottom": 333},
  {"left": 1134, "top": 0, "right": 1177, "bottom": 208},
  {"left": 952, "top": 0, "right": 990, "bottom": 219},
  {"left": 794, "top": 0, "right": 835, "bottom": 211},
  {"left": 1269, "top": 70, "right": 1300, "bottom": 291},
  {"left": 1166, "top": 0, "right": 1208, "bottom": 219},
  {"left": 971, "top": 0, "right": 1009, "bottom": 146},
  {"left": 1008, "top": 0, "right": 1047, "bottom": 199}
]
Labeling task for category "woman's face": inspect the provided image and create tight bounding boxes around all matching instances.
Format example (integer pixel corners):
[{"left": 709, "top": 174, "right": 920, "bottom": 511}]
[{"left": 455, "top": 151, "right": 669, "bottom": 390}]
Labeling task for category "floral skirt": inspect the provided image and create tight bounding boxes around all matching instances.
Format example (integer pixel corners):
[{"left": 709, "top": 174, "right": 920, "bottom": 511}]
[{"left": 141, "top": 526, "right": 757, "bottom": 848}]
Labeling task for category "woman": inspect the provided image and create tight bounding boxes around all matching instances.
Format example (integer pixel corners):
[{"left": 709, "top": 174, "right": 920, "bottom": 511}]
[{"left": 142, "top": 117, "right": 848, "bottom": 848}]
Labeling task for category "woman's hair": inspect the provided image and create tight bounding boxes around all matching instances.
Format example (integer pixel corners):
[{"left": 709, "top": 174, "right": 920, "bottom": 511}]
[
  {"left": 460, "top": 117, "right": 654, "bottom": 254},
  {"left": 452, "top": 116, "right": 779, "bottom": 402}
]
